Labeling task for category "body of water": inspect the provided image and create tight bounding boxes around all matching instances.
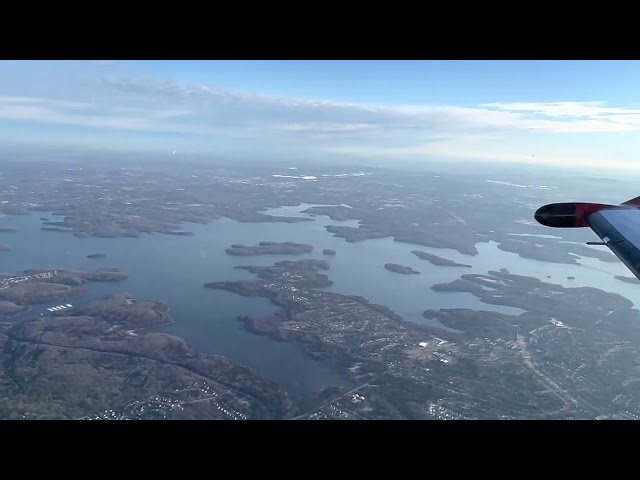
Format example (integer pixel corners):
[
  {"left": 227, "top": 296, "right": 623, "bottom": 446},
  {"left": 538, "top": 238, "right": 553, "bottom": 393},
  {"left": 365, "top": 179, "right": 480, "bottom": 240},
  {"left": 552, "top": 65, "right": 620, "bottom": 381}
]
[
  {"left": 262, "top": 205, "right": 640, "bottom": 318},
  {"left": 1, "top": 204, "right": 638, "bottom": 400}
]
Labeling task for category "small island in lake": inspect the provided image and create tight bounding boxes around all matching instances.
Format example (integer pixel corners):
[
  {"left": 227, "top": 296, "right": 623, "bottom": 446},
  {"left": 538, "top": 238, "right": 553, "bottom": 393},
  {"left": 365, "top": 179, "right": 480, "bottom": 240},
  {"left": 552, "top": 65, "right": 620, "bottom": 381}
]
[
  {"left": 410, "top": 250, "right": 472, "bottom": 268},
  {"left": 0, "top": 228, "right": 16, "bottom": 233},
  {"left": 322, "top": 249, "right": 336, "bottom": 256},
  {"left": 87, "top": 253, "right": 107, "bottom": 259},
  {"left": 163, "top": 231, "right": 195, "bottom": 236},
  {"left": 0, "top": 244, "right": 9, "bottom": 252},
  {"left": 226, "top": 241, "right": 313, "bottom": 256},
  {"left": 615, "top": 275, "right": 640, "bottom": 285},
  {"left": 384, "top": 263, "right": 420, "bottom": 275}
]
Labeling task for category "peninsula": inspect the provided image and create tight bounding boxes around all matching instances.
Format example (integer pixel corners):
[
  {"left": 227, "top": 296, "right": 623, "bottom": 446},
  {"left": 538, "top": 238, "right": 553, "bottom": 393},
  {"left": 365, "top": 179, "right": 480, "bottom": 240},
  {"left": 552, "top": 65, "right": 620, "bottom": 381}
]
[
  {"left": 0, "top": 293, "right": 290, "bottom": 420},
  {"left": 231, "top": 259, "right": 332, "bottom": 288},
  {"left": 0, "top": 268, "right": 127, "bottom": 317},
  {"left": 0, "top": 301, "right": 28, "bottom": 318},
  {"left": 204, "top": 257, "right": 640, "bottom": 420}
]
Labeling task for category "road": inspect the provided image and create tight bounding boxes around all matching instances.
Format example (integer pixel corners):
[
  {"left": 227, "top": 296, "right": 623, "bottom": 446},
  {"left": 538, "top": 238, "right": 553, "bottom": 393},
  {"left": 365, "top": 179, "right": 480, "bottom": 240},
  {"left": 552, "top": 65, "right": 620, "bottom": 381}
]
[{"left": 289, "top": 382, "right": 373, "bottom": 420}]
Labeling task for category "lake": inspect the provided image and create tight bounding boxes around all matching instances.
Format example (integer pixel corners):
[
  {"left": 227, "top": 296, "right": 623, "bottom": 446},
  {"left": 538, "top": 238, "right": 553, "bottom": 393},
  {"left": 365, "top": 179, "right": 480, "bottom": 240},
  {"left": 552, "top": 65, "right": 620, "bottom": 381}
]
[{"left": 1, "top": 203, "right": 638, "bottom": 401}]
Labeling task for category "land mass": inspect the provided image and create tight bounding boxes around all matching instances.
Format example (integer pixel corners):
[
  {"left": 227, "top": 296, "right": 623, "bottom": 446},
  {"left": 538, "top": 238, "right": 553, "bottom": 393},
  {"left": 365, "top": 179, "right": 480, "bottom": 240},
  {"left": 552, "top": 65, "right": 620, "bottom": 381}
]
[
  {"left": 0, "top": 228, "right": 16, "bottom": 233},
  {"left": 0, "top": 268, "right": 127, "bottom": 316},
  {"left": 87, "top": 253, "right": 107, "bottom": 259},
  {"left": 0, "top": 245, "right": 9, "bottom": 251},
  {"left": 323, "top": 249, "right": 336, "bottom": 256},
  {"left": 0, "top": 301, "right": 28, "bottom": 318},
  {"left": 411, "top": 250, "right": 471, "bottom": 268},
  {"left": 226, "top": 241, "right": 313, "bottom": 256},
  {"left": 384, "top": 263, "right": 420, "bottom": 275},
  {"left": 205, "top": 258, "right": 640, "bottom": 420},
  {"left": 0, "top": 293, "right": 290, "bottom": 420},
  {"left": 0, "top": 158, "right": 619, "bottom": 265}
]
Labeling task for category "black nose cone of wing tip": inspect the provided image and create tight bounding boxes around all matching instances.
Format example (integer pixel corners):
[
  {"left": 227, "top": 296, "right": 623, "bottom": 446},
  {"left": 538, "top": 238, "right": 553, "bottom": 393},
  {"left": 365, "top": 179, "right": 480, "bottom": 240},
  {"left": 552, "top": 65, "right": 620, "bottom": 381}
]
[
  {"left": 534, "top": 204, "right": 553, "bottom": 226},
  {"left": 534, "top": 202, "right": 577, "bottom": 228}
]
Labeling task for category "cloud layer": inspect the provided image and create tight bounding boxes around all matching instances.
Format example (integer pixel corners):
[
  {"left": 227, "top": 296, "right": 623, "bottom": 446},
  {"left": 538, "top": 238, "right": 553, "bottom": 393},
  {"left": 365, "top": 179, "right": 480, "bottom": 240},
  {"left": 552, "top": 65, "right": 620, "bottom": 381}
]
[{"left": 1, "top": 64, "right": 639, "bottom": 168}]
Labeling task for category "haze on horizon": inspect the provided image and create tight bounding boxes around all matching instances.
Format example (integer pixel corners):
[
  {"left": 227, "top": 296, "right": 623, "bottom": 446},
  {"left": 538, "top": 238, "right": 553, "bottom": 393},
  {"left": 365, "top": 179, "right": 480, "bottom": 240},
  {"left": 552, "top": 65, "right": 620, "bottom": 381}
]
[{"left": 2, "top": 60, "right": 640, "bottom": 172}]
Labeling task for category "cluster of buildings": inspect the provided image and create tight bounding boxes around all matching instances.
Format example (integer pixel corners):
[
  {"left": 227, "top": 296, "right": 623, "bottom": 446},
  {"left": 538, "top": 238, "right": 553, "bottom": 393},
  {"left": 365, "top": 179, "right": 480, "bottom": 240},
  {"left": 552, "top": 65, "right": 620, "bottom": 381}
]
[
  {"left": 80, "top": 381, "right": 248, "bottom": 420},
  {"left": 0, "top": 270, "right": 59, "bottom": 290}
]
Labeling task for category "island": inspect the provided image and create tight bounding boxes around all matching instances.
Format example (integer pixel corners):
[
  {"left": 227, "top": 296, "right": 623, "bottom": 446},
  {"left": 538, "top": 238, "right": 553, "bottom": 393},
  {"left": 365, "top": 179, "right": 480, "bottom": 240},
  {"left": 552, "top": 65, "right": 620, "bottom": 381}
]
[
  {"left": 615, "top": 275, "right": 640, "bottom": 285},
  {"left": 0, "top": 244, "right": 9, "bottom": 252},
  {"left": 0, "top": 293, "right": 290, "bottom": 420},
  {"left": 0, "top": 228, "right": 16, "bottom": 233},
  {"left": 87, "top": 253, "right": 107, "bottom": 259},
  {"left": 163, "top": 231, "right": 195, "bottom": 236},
  {"left": 0, "top": 268, "right": 128, "bottom": 317},
  {"left": 41, "top": 227, "right": 69, "bottom": 232},
  {"left": 322, "top": 249, "right": 336, "bottom": 256},
  {"left": 384, "top": 263, "right": 420, "bottom": 275},
  {"left": 410, "top": 250, "right": 471, "bottom": 268},
  {"left": 225, "top": 241, "right": 313, "bottom": 256},
  {"left": 40, "top": 217, "right": 49, "bottom": 221}
]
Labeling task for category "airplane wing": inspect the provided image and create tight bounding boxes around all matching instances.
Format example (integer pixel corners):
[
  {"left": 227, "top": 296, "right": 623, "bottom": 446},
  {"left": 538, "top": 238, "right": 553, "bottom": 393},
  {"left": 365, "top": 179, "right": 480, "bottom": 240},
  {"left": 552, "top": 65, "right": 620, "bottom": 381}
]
[
  {"left": 535, "top": 197, "right": 640, "bottom": 282},
  {"left": 587, "top": 208, "right": 640, "bottom": 281}
]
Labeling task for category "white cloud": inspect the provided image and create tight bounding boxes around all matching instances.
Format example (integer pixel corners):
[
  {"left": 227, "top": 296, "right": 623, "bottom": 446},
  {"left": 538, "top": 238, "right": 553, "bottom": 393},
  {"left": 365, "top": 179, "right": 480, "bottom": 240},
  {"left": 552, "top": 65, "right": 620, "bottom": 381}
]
[
  {"left": 325, "top": 134, "right": 640, "bottom": 171},
  {"left": 279, "top": 123, "right": 381, "bottom": 133},
  {"left": 483, "top": 101, "right": 640, "bottom": 118},
  {"left": 2, "top": 70, "right": 640, "bottom": 168},
  {"left": 0, "top": 95, "right": 248, "bottom": 138},
  {"left": 101, "top": 77, "right": 640, "bottom": 136},
  {"left": 482, "top": 101, "right": 640, "bottom": 133}
]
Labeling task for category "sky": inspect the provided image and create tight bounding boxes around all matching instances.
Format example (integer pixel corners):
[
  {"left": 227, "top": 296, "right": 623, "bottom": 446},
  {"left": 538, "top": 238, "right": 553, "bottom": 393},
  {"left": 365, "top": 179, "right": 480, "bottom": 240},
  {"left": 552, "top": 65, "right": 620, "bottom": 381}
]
[{"left": 2, "top": 60, "right": 640, "bottom": 170}]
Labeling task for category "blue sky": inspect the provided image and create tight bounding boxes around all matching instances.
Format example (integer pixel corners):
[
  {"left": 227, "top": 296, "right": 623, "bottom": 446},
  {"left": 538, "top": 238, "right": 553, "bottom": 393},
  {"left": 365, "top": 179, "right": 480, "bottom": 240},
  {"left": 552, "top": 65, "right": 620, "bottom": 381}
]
[{"left": 2, "top": 60, "right": 640, "bottom": 169}]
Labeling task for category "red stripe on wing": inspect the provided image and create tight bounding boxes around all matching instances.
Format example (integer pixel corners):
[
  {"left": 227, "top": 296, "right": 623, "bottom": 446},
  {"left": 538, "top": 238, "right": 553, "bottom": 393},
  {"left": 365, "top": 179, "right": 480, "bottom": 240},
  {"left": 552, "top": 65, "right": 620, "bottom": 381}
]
[{"left": 576, "top": 203, "right": 619, "bottom": 227}]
